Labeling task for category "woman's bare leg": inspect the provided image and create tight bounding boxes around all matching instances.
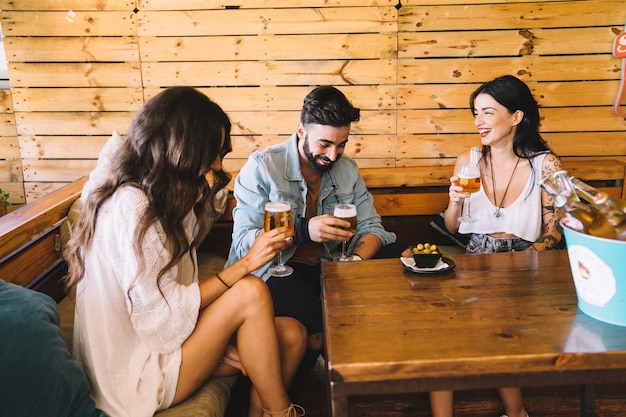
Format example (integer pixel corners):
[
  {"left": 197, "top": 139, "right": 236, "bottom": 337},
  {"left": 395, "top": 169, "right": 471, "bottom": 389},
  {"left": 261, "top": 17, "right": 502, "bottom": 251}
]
[
  {"left": 248, "top": 317, "right": 308, "bottom": 417},
  {"left": 498, "top": 387, "right": 527, "bottom": 417},
  {"left": 429, "top": 390, "right": 454, "bottom": 417},
  {"left": 172, "top": 276, "right": 291, "bottom": 413}
]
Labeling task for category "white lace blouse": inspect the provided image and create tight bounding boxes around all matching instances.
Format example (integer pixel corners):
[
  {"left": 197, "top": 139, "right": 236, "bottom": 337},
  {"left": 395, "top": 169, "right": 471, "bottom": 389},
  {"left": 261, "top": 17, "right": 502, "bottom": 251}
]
[{"left": 73, "top": 185, "right": 201, "bottom": 417}]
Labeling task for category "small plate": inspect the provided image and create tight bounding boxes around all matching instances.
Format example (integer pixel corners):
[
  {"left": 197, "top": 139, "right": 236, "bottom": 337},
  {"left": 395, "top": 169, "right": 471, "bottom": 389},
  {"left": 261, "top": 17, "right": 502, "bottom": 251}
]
[{"left": 400, "top": 256, "right": 456, "bottom": 274}]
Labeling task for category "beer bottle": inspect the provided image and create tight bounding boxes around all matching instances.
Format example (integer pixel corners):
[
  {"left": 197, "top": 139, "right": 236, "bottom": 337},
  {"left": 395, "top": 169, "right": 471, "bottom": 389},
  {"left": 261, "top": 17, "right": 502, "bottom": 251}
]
[
  {"left": 553, "top": 194, "right": 617, "bottom": 239},
  {"left": 570, "top": 176, "right": 626, "bottom": 212},
  {"left": 591, "top": 192, "right": 626, "bottom": 241}
]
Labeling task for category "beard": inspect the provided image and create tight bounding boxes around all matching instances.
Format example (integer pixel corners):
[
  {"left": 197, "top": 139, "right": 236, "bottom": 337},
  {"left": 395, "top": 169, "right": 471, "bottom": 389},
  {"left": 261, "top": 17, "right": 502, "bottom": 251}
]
[{"left": 303, "top": 134, "right": 341, "bottom": 173}]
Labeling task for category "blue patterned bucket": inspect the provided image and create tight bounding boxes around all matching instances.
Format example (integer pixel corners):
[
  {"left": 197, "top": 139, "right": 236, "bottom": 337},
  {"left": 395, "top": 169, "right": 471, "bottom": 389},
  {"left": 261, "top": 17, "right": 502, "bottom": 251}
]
[{"left": 562, "top": 222, "right": 626, "bottom": 327}]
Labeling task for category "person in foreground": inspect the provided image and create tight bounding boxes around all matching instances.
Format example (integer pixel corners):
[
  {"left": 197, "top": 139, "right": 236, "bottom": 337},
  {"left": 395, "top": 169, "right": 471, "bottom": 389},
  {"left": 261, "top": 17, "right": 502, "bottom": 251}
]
[
  {"left": 226, "top": 85, "right": 402, "bottom": 392},
  {"left": 437, "top": 75, "right": 563, "bottom": 417},
  {"left": 66, "top": 86, "right": 303, "bottom": 417}
]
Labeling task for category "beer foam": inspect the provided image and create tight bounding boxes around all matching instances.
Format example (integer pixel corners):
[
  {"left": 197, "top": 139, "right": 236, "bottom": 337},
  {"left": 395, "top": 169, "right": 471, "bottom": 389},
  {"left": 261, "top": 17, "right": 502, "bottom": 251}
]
[
  {"left": 334, "top": 206, "right": 357, "bottom": 217},
  {"left": 265, "top": 201, "right": 291, "bottom": 212}
]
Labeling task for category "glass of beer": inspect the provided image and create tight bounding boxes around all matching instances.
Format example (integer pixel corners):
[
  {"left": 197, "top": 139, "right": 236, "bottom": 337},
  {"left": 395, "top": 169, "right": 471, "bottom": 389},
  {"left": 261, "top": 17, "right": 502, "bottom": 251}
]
[
  {"left": 457, "top": 162, "right": 480, "bottom": 223},
  {"left": 333, "top": 203, "right": 357, "bottom": 261},
  {"left": 264, "top": 200, "right": 294, "bottom": 277}
]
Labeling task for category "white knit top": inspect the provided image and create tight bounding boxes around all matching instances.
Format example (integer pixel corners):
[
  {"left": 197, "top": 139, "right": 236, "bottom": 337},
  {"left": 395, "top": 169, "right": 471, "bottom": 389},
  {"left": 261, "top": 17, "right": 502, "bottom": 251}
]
[
  {"left": 459, "top": 153, "right": 546, "bottom": 242},
  {"left": 73, "top": 185, "right": 201, "bottom": 417}
]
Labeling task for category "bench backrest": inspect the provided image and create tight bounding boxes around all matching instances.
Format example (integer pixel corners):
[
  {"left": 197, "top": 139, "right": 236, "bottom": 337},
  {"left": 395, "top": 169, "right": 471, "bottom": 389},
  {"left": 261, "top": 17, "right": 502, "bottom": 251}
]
[{"left": 221, "top": 159, "right": 626, "bottom": 219}]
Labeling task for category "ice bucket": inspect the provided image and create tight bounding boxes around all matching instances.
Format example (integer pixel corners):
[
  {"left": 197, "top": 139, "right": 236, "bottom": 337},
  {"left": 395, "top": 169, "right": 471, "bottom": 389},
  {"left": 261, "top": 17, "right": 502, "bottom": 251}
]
[{"left": 562, "top": 222, "right": 626, "bottom": 327}]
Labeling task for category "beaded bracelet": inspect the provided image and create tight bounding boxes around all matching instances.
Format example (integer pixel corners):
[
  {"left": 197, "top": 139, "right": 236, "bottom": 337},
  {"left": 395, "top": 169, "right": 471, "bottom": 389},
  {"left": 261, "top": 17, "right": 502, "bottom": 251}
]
[{"left": 215, "top": 272, "right": 231, "bottom": 289}]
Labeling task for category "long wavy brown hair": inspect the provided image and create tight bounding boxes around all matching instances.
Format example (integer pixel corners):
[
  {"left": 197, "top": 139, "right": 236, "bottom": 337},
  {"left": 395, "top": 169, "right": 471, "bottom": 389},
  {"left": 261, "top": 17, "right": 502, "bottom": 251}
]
[{"left": 66, "top": 86, "right": 232, "bottom": 293}]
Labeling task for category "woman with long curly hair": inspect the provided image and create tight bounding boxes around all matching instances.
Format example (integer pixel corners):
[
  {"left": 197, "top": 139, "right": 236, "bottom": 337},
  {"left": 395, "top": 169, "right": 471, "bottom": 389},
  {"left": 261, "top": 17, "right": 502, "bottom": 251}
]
[{"left": 66, "top": 86, "right": 304, "bottom": 417}]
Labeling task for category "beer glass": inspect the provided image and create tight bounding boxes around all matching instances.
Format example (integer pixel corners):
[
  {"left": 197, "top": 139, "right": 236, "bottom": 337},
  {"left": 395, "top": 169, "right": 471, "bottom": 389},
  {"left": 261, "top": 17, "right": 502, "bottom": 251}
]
[
  {"left": 457, "top": 162, "right": 480, "bottom": 223},
  {"left": 264, "top": 201, "right": 294, "bottom": 277},
  {"left": 333, "top": 203, "right": 357, "bottom": 261}
]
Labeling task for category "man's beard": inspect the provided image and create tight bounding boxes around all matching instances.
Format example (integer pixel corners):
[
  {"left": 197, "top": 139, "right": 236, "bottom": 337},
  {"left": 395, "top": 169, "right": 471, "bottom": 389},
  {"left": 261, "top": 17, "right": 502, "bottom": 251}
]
[{"left": 303, "top": 135, "right": 341, "bottom": 173}]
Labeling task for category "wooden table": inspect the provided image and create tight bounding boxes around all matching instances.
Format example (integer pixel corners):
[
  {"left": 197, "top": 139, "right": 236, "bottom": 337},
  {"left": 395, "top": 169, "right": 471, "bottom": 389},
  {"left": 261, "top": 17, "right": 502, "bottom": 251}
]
[{"left": 321, "top": 251, "right": 626, "bottom": 416}]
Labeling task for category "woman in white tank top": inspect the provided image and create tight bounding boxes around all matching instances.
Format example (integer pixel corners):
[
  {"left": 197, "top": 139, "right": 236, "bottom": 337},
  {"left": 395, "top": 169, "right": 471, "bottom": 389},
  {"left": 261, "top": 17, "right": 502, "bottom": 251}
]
[{"left": 434, "top": 75, "right": 564, "bottom": 417}]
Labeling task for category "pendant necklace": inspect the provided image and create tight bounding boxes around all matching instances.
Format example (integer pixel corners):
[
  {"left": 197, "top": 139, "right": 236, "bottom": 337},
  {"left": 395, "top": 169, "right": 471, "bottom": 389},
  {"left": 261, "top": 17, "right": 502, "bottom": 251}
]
[{"left": 490, "top": 155, "right": 520, "bottom": 218}]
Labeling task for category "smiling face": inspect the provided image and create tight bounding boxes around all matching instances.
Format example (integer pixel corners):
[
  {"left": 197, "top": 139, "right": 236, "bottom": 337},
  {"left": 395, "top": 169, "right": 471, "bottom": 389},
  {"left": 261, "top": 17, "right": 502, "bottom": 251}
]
[
  {"left": 473, "top": 93, "right": 522, "bottom": 148},
  {"left": 297, "top": 122, "right": 350, "bottom": 172}
]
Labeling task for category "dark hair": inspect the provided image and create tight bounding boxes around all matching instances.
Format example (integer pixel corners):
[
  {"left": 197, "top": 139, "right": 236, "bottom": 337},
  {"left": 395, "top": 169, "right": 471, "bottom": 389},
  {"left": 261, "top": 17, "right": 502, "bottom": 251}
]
[
  {"left": 300, "top": 85, "right": 360, "bottom": 126},
  {"left": 470, "top": 75, "right": 551, "bottom": 159},
  {"left": 67, "top": 86, "right": 232, "bottom": 291}
]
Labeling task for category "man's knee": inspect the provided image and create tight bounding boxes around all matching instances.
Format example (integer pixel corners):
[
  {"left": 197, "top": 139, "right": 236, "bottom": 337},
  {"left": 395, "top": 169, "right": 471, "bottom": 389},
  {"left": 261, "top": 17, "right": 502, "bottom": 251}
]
[{"left": 308, "top": 332, "right": 323, "bottom": 350}]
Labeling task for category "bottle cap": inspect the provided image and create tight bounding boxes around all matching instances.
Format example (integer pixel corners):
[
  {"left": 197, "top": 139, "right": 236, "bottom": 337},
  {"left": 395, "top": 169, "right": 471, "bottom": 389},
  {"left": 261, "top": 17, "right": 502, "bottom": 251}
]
[{"left": 555, "top": 194, "right": 568, "bottom": 208}]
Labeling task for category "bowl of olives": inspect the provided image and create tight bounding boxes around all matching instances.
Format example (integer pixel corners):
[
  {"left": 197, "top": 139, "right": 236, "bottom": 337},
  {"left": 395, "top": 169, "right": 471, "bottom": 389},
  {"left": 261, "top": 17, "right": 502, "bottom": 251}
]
[{"left": 411, "top": 243, "right": 443, "bottom": 268}]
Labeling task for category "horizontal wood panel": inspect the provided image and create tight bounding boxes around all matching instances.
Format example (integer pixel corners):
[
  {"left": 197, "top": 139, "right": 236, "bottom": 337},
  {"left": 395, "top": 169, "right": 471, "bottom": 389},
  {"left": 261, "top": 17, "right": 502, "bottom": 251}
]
[
  {"left": 18, "top": 134, "right": 396, "bottom": 160},
  {"left": 399, "top": 55, "right": 620, "bottom": 84},
  {"left": 24, "top": 182, "right": 78, "bottom": 202},
  {"left": 1, "top": 11, "right": 137, "bottom": 36},
  {"left": 399, "top": 1, "right": 626, "bottom": 32},
  {"left": 11, "top": 88, "right": 144, "bottom": 112},
  {"left": 0, "top": 159, "right": 23, "bottom": 182},
  {"left": 0, "top": 180, "right": 25, "bottom": 204},
  {"left": 362, "top": 166, "right": 453, "bottom": 187},
  {"left": 138, "top": 7, "right": 397, "bottom": 36},
  {"left": 399, "top": 27, "right": 617, "bottom": 58},
  {"left": 144, "top": 85, "right": 397, "bottom": 111},
  {"left": 397, "top": 132, "right": 626, "bottom": 159},
  {"left": 142, "top": 59, "right": 397, "bottom": 87},
  {"left": 22, "top": 160, "right": 95, "bottom": 183},
  {"left": 8, "top": 63, "right": 142, "bottom": 87},
  {"left": 0, "top": 113, "right": 17, "bottom": 136},
  {"left": 0, "top": 0, "right": 135, "bottom": 10},
  {"left": 229, "top": 135, "right": 396, "bottom": 160},
  {"left": 398, "top": 107, "right": 626, "bottom": 134},
  {"left": 373, "top": 192, "right": 450, "bottom": 216},
  {"left": 4, "top": 37, "right": 139, "bottom": 62},
  {"left": 19, "top": 135, "right": 111, "bottom": 159},
  {"left": 561, "top": 159, "right": 626, "bottom": 182},
  {"left": 140, "top": 33, "right": 396, "bottom": 61},
  {"left": 138, "top": 0, "right": 397, "bottom": 10},
  {"left": 15, "top": 112, "right": 133, "bottom": 136},
  {"left": 228, "top": 110, "right": 396, "bottom": 135},
  {"left": 0, "top": 136, "right": 21, "bottom": 159},
  {"left": 13, "top": 110, "right": 394, "bottom": 136},
  {"left": 398, "top": 81, "right": 620, "bottom": 109},
  {"left": 0, "top": 90, "right": 14, "bottom": 113}
]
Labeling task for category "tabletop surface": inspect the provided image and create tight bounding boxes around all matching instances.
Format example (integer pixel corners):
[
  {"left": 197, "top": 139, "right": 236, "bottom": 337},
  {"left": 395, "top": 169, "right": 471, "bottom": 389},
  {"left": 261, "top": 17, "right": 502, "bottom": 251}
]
[{"left": 321, "top": 250, "right": 626, "bottom": 393}]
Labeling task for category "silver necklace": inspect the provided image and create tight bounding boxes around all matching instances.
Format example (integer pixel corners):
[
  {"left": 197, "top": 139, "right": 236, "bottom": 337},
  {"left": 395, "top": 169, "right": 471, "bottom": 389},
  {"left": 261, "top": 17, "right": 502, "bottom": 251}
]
[{"left": 490, "top": 155, "right": 520, "bottom": 218}]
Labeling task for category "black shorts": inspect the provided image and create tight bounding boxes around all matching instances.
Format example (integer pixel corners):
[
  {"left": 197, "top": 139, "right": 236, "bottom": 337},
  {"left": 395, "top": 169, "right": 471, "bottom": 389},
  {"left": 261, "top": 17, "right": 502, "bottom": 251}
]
[{"left": 266, "top": 262, "right": 323, "bottom": 335}]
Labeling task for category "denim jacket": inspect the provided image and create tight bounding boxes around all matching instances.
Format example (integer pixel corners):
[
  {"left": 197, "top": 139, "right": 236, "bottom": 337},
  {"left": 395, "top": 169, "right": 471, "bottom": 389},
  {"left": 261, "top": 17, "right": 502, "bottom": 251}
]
[{"left": 225, "top": 133, "right": 396, "bottom": 281}]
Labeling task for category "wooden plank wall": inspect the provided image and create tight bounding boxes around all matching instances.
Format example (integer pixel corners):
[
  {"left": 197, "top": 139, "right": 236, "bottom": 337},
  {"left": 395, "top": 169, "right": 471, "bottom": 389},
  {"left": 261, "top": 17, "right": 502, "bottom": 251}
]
[{"left": 0, "top": 0, "right": 624, "bottom": 204}]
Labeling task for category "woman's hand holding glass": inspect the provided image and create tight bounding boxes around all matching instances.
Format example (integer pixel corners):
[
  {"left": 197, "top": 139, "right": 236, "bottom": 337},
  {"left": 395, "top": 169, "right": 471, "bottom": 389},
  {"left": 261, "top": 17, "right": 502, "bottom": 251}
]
[
  {"left": 264, "top": 201, "right": 295, "bottom": 277},
  {"left": 455, "top": 163, "right": 480, "bottom": 223},
  {"left": 245, "top": 226, "right": 294, "bottom": 274}
]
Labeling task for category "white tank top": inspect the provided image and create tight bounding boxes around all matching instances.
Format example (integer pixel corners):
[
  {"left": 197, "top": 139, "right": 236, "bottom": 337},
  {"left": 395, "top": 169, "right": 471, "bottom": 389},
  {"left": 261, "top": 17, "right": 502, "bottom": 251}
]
[{"left": 459, "top": 153, "right": 546, "bottom": 242}]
